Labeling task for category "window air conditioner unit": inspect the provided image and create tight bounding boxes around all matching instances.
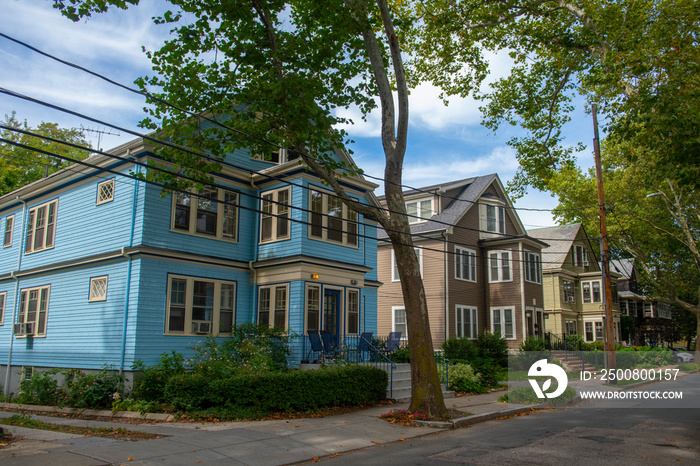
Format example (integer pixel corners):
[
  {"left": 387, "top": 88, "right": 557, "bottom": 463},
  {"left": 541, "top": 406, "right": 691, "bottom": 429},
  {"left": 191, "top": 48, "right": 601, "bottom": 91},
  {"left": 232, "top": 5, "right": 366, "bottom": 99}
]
[
  {"left": 14, "top": 322, "right": 34, "bottom": 336},
  {"left": 567, "top": 297, "right": 575, "bottom": 303},
  {"left": 583, "top": 260, "right": 589, "bottom": 267},
  {"left": 192, "top": 321, "right": 211, "bottom": 334}
]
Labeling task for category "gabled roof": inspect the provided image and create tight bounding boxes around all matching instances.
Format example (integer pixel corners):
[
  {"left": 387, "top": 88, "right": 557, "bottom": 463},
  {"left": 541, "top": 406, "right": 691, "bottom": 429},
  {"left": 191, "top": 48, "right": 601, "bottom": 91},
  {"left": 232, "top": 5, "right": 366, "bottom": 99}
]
[
  {"left": 610, "top": 258, "right": 635, "bottom": 279},
  {"left": 527, "top": 223, "right": 590, "bottom": 270}
]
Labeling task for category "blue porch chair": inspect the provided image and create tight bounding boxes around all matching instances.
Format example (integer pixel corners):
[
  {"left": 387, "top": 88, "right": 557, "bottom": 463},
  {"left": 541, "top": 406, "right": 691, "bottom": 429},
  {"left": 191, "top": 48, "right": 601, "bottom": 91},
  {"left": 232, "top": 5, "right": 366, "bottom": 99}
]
[
  {"left": 307, "top": 331, "right": 327, "bottom": 362},
  {"left": 357, "top": 331, "right": 373, "bottom": 361},
  {"left": 380, "top": 331, "right": 402, "bottom": 356},
  {"left": 320, "top": 330, "right": 339, "bottom": 357}
]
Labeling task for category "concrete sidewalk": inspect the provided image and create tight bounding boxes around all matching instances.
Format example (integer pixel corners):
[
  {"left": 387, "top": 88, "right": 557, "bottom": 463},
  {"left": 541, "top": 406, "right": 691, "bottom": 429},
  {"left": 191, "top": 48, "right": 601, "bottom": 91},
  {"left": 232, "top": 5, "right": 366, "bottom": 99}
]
[{"left": 0, "top": 390, "right": 530, "bottom": 465}]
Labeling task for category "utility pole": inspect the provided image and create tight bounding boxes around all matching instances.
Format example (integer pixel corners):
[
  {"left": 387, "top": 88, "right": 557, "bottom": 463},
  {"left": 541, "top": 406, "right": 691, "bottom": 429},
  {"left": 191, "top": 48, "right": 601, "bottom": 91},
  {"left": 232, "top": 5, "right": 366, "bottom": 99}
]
[{"left": 592, "top": 104, "right": 616, "bottom": 378}]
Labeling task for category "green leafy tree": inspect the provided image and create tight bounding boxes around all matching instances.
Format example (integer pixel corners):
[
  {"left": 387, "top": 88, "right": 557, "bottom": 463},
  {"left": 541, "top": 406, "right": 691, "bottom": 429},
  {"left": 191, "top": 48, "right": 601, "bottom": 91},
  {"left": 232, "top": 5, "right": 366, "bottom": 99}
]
[
  {"left": 55, "top": 0, "right": 447, "bottom": 416},
  {"left": 0, "top": 112, "right": 91, "bottom": 196}
]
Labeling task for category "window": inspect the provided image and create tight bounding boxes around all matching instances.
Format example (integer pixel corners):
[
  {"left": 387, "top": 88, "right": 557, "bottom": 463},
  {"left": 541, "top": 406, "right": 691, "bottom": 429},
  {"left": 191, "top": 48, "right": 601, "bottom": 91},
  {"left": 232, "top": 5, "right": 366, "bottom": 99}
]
[
  {"left": 393, "top": 306, "right": 407, "bottom": 339},
  {"left": 309, "top": 189, "right": 358, "bottom": 246},
  {"left": 165, "top": 275, "right": 236, "bottom": 335},
  {"left": 88, "top": 276, "right": 108, "bottom": 302},
  {"left": 0, "top": 292, "right": 5, "bottom": 325},
  {"left": 643, "top": 302, "right": 652, "bottom": 317},
  {"left": 573, "top": 245, "right": 589, "bottom": 267},
  {"left": 253, "top": 148, "right": 300, "bottom": 164},
  {"left": 96, "top": 179, "right": 114, "bottom": 204},
  {"left": 4, "top": 215, "right": 14, "bottom": 247},
  {"left": 456, "top": 305, "right": 478, "bottom": 339},
  {"left": 620, "top": 300, "right": 628, "bottom": 315},
  {"left": 173, "top": 188, "right": 238, "bottom": 241},
  {"left": 306, "top": 285, "right": 320, "bottom": 332},
  {"left": 566, "top": 320, "right": 577, "bottom": 336},
  {"left": 582, "top": 280, "right": 601, "bottom": 303},
  {"left": 525, "top": 252, "right": 541, "bottom": 284},
  {"left": 563, "top": 280, "right": 575, "bottom": 303},
  {"left": 455, "top": 247, "right": 476, "bottom": 282},
  {"left": 261, "top": 188, "right": 290, "bottom": 242},
  {"left": 488, "top": 251, "right": 511, "bottom": 282},
  {"left": 595, "top": 321, "right": 603, "bottom": 340},
  {"left": 486, "top": 204, "right": 505, "bottom": 234},
  {"left": 658, "top": 303, "right": 672, "bottom": 319},
  {"left": 585, "top": 322, "right": 594, "bottom": 341},
  {"left": 17, "top": 285, "right": 50, "bottom": 337},
  {"left": 392, "top": 248, "right": 422, "bottom": 282},
  {"left": 491, "top": 308, "right": 514, "bottom": 339},
  {"left": 25, "top": 200, "right": 57, "bottom": 253},
  {"left": 406, "top": 198, "right": 433, "bottom": 224},
  {"left": 347, "top": 290, "right": 359, "bottom": 335},
  {"left": 258, "top": 285, "right": 288, "bottom": 330}
]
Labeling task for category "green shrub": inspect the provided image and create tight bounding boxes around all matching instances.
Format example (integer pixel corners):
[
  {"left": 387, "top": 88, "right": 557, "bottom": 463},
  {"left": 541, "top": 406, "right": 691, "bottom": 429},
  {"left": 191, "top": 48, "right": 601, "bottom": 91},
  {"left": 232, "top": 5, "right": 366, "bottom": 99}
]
[
  {"left": 162, "top": 365, "right": 387, "bottom": 419},
  {"left": 390, "top": 347, "right": 410, "bottom": 363},
  {"left": 61, "top": 367, "right": 126, "bottom": 409},
  {"left": 476, "top": 332, "right": 508, "bottom": 367},
  {"left": 442, "top": 338, "right": 479, "bottom": 361},
  {"left": 470, "top": 358, "right": 506, "bottom": 387},
  {"left": 448, "top": 363, "right": 487, "bottom": 393},
  {"left": 131, "top": 351, "right": 188, "bottom": 403},
  {"left": 520, "top": 337, "right": 546, "bottom": 352},
  {"left": 15, "top": 369, "right": 62, "bottom": 406}
]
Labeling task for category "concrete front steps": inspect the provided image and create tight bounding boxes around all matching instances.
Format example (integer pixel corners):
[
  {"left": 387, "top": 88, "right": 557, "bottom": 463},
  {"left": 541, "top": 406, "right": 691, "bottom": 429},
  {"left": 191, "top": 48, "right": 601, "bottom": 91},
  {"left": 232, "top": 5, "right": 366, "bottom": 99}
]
[
  {"left": 551, "top": 351, "right": 598, "bottom": 374},
  {"left": 387, "top": 363, "right": 455, "bottom": 403}
]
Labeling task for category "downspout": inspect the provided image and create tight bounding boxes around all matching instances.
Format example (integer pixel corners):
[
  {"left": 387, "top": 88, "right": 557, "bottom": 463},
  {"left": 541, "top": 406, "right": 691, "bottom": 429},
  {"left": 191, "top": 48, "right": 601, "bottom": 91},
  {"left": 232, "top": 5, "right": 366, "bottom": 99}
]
[
  {"left": 4, "top": 197, "right": 27, "bottom": 396},
  {"left": 119, "top": 160, "right": 139, "bottom": 374},
  {"left": 249, "top": 178, "right": 260, "bottom": 323},
  {"left": 441, "top": 231, "right": 449, "bottom": 342}
]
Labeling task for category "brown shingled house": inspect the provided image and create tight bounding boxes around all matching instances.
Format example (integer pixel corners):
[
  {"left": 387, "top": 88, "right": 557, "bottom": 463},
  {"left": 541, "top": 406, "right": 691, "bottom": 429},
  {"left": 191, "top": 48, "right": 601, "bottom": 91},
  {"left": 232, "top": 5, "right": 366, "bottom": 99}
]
[{"left": 376, "top": 174, "right": 547, "bottom": 349}]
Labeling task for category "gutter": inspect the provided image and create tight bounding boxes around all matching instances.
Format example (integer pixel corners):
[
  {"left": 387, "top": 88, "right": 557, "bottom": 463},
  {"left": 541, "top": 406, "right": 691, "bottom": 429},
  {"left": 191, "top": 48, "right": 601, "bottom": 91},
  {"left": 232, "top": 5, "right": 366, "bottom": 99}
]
[
  {"left": 249, "top": 178, "right": 260, "bottom": 324},
  {"left": 119, "top": 159, "right": 139, "bottom": 374},
  {"left": 4, "top": 196, "right": 27, "bottom": 396}
]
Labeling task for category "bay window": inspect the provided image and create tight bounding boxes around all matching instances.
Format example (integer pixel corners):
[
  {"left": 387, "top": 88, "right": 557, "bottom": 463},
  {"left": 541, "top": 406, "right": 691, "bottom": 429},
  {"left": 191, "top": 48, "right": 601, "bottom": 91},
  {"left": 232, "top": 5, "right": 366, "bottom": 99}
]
[{"left": 309, "top": 189, "right": 359, "bottom": 247}]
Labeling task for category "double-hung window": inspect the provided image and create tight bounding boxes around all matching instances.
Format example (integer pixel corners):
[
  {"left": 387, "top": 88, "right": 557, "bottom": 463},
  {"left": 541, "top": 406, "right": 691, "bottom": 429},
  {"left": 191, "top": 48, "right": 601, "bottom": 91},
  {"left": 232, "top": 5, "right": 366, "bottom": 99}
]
[
  {"left": 347, "top": 290, "right": 360, "bottom": 335},
  {"left": 455, "top": 247, "right": 476, "bottom": 282},
  {"left": 456, "top": 305, "right": 478, "bottom": 339},
  {"left": 585, "top": 322, "right": 594, "bottom": 341},
  {"left": 485, "top": 204, "right": 505, "bottom": 234},
  {"left": 393, "top": 306, "right": 407, "bottom": 339},
  {"left": 563, "top": 280, "right": 575, "bottom": 303},
  {"left": 491, "top": 307, "right": 514, "bottom": 339},
  {"left": 524, "top": 252, "right": 541, "bottom": 284},
  {"left": 406, "top": 198, "right": 433, "bottom": 224},
  {"left": 0, "top": 292, "right": 6, "bottom": 325},
  {"left": 17, "top": 285, "right": 50, "bottom": 337},
  {"left": 595, "top": 321, "right": 603, "bottom": 340},
  {"left": 620, "top": 300, "right": 628, "bottom": 315},
  {"left": 4, "top": 215, "right": 14, "bottom": 247},
  {"left": 173, "top": 187, "right": 238, "bottom": 241},
  {"left": 488, "top": 251, "right": 511, "bottom": 282},
  {"left": 25, "top": 200, "right": 57, "bottom": 254},
  {"left": 166, "top": 275, "right": 236, "bottom": 335},
  {"left": 392, "top": 248, "right": 422, "bottom": 282},
  {"left": 261, "top": 188, "right": 290, "bottom": 242},
  {"left": 582, "top": 280, "right": 601, "bottom": 303},
  {"left": 258, "top": 284, "right": 288, "bottom": 330},
  {"left": 309, "top": 189, "right": 358, "bottom": 246},
  {"left": 573, "top": 245, "right": 589, "bottom": 267},
  {"left": 306, "top": 285, "right": 321, "bottom": 332}
]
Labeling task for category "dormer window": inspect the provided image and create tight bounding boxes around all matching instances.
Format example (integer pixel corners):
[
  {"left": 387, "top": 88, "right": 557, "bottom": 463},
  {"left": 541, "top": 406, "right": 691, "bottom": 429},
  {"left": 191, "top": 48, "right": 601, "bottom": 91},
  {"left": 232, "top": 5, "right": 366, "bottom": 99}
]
[
  {"left": 486, "top": 204, "right": 505, "bottom": 234},
  {"left": 406, "top": 198, "right": 433, "bottom": 224},
  {"left": 254, "top": 148, "right": 300, "bottom": 164}
]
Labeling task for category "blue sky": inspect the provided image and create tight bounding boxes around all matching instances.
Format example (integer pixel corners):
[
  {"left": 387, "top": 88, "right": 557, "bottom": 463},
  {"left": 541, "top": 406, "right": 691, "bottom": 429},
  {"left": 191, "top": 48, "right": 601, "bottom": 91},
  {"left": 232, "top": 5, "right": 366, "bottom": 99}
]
[{"left": 0, "top": 1, "right": 597, "bottom": 229}]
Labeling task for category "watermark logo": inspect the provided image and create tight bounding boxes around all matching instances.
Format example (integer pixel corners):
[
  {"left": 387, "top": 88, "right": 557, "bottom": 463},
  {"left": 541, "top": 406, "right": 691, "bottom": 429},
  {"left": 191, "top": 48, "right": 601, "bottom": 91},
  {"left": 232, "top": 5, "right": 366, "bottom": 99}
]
[{"left": 528, "top": 359, "right": 568, "bottom": 399}]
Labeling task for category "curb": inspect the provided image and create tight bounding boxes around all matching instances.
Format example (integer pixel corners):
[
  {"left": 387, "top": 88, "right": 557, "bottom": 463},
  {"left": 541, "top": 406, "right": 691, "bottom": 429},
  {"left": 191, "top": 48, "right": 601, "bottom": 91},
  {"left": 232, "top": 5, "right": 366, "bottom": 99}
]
[{"left": 0, "top": 402, "right": 174, "bottom": 421}]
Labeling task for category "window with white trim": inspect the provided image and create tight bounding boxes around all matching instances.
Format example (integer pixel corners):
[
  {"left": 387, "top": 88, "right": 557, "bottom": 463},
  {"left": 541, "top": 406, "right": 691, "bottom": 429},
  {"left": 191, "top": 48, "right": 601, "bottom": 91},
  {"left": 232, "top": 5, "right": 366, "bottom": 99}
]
[
  {"left": 166, "top": 275, "right": 236, "bottom": 335},
  {"left": 455, "top": 247, "right": 476, "bottom": 282},
  {"left": 486, "top": 204, "right": 505, "bottom": 234},
  {"left": 406, "top": 198, "right": 433, "bottom": 224},
  {"left": 173, "top": 187, "right": 238, "bottom": 241},
  {"left": 258, "top": 284, "right": 288, "bottom": 330},
  {"left": 565, "top": 320, "right": 577, "bottom": 336},
  {"left": 25, "top": 200, "right": 57, "bottom": 254},
  {"left": 17, "top": 285, "right": 50, "bottom": 337},
  {"left": 582, "top": 280, "right": 601, "bottom": 303},
  {"left": 309, "top": 189, "right": 358, "bottom": 246},
  {"left": 573, "top": 245, "right": 589, "bottom": 267},
  {"left": 392, "top": 248, "right": 422, "bottom": 282},
  {"left": 88, "top": 276, "right": 108, "bottom": 302},
  {"left": 595, "top": 321, "right": 603, "bottom": 340},
  {"left": 96, "top": 179, "right": 114, "bottom": 205},
  {"left": 491, "top": 307, "right": 514, "bottom": 339},
  {"left": 393, "top": 306, "right": 407, "bottom": 339},
  {"left": 563, "top": 280, "right": 575, "bottom": 303},
  {"left": 0, "top": 291, "right": 6, "bottom": 325},
  {"left": 4, "top": 215, "right": 14, "bottom": 247},
  {"left": 488, "top": 251, "right": 511, "bottom": 282},
  {"left": 524, "top": 251, "right": 541, "bottom": 284},
  {"left": 253, "top": 147, "right": 300, "bottom": 164},
  {"left": 456, "top": 305, "right": 478, "bottom": 339},
  {"left": 585, "top": 322, "right": 594, "bottom": 341},
  {"left": 644, "top": 302, "right": 652, "bottom": 317},
  {"left": 261, "top": 187, "right": 290, "bottom": 242},
  {"left": 347, "top": 290, "right": 359, "bottom": 335},
  {"left": 306, "top": 284, "right": 320, "bottom": 332}
]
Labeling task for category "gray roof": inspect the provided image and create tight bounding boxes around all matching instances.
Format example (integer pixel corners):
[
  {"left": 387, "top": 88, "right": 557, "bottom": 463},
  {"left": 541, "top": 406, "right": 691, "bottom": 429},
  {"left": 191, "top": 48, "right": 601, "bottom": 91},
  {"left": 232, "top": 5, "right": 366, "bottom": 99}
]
[
  {"left": 610, "top": 258, "right": 635, "bottom": 279},
  {"left": 377, "top": 174, "right": 497, "bottom": 239},
  {"left": 527, "top": 223, "right": 585, "bottom": 269}
]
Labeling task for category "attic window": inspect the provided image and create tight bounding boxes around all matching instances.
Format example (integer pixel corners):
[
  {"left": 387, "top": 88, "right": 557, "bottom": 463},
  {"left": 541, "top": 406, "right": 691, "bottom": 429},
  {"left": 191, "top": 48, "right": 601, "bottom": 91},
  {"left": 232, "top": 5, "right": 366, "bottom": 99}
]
[
  {"left": 254, "top": 148, "right": 299, "bottom": 164},
  {"left": 486, "top": 204, "right": 505, "bottom": 234},
  {"left": 406, "top": 198, "right": 433, "bottom": 224}
]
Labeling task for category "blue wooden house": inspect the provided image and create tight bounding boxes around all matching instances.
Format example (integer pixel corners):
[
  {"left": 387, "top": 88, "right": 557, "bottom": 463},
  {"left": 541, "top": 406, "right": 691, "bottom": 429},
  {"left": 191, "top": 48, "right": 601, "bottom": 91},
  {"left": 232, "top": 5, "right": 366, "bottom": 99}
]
[{"left": 0, "top": 137, "right": 380, "bottom": 393}]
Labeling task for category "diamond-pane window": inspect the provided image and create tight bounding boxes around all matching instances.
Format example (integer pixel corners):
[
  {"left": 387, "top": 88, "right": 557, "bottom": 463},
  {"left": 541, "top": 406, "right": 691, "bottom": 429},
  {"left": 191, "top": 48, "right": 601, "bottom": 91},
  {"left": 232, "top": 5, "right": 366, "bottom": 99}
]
[
  {"left": 89, "top": 276, "right": 108, "bottom": 302},
  {"left": 97, "top": 179, "right": 114, "bottom": 205}
]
